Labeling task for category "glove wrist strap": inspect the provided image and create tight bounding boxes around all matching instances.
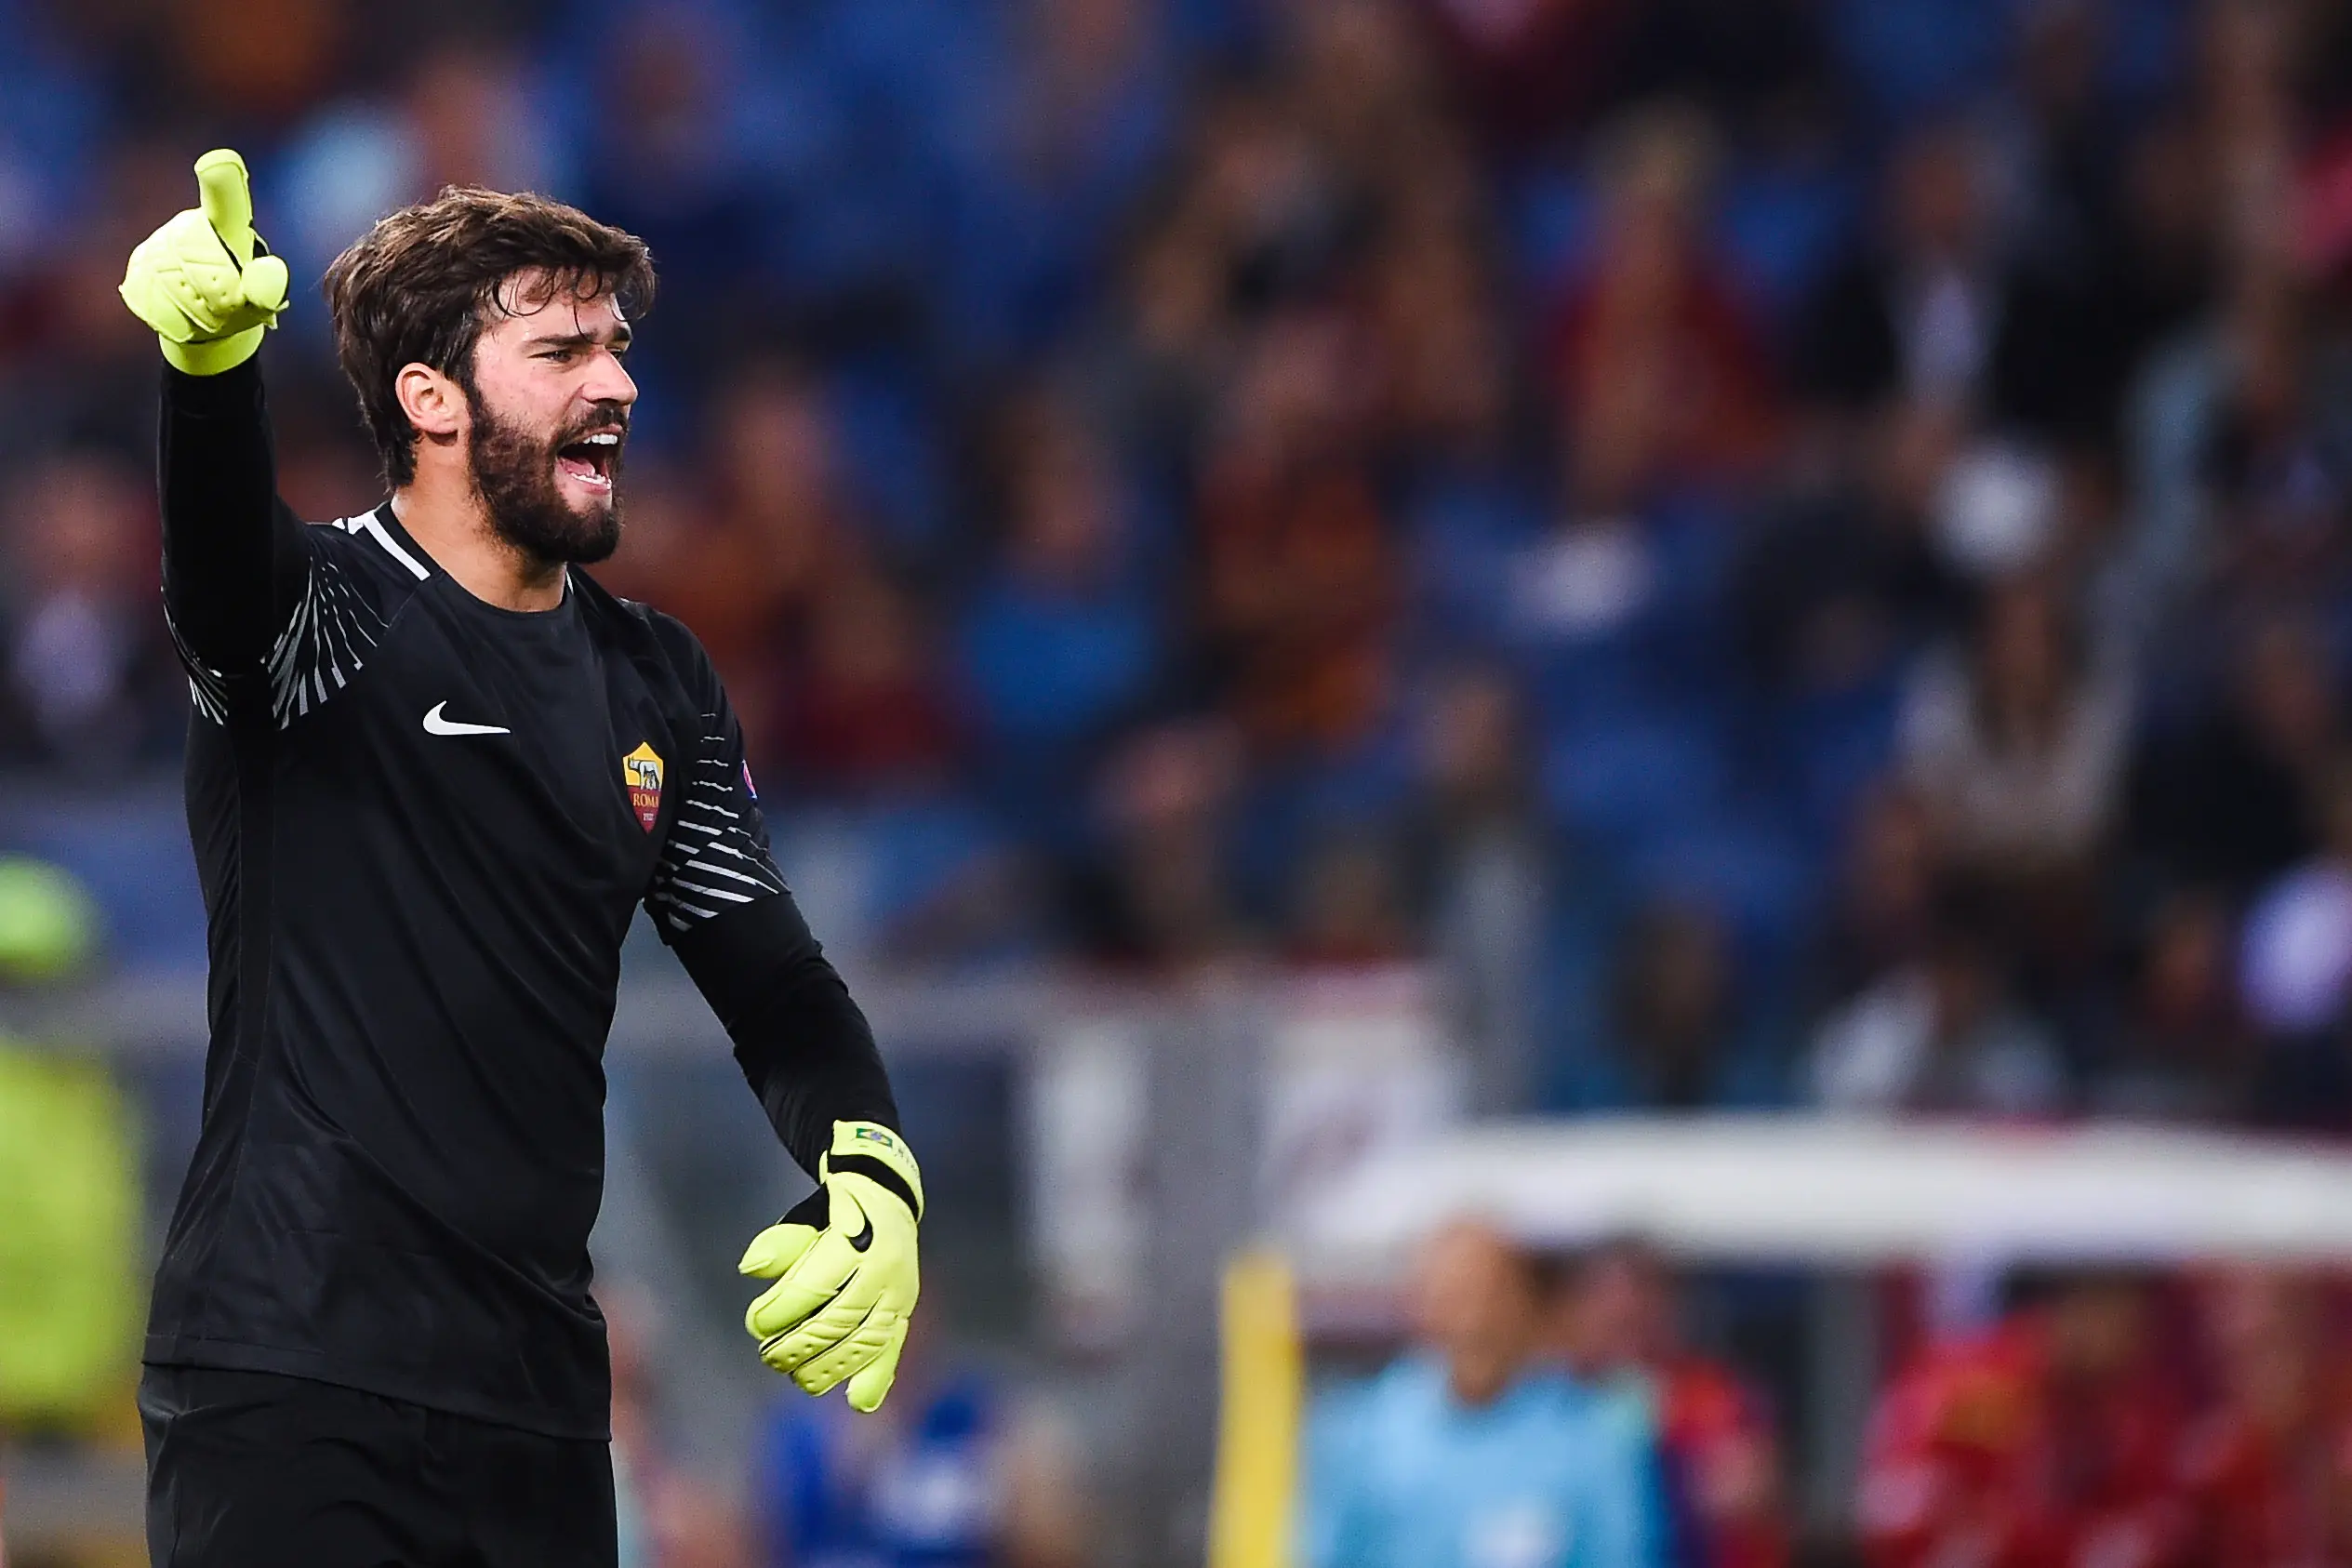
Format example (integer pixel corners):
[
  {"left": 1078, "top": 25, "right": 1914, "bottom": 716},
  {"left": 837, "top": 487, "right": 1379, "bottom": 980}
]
[{"left": 823, "top": 1121, "right": 923, "bottom": 1221}]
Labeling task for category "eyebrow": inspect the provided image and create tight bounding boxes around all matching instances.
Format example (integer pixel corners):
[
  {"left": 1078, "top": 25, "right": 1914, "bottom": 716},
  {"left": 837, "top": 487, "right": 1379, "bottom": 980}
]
[{"left": 525, "top": 325, "right": 633, "bottom": 351}]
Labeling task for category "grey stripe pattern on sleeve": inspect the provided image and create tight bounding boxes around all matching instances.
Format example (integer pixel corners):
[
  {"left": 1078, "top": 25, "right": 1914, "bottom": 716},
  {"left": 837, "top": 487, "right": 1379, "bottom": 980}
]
[
  {"left": 164, "top": 606, "right": 232, "bottom": 724},
  {"left": 164, "top": 517, "right": 390, "bottom": 726},
  {"left": 646, "top": 718, "right": 788, "bottom": 931}
]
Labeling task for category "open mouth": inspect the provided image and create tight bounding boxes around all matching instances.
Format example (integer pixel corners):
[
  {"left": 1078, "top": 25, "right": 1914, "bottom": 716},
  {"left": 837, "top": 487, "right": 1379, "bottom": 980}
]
[{"left": 555, "top": 431, "right": 622, "bottom": 491}]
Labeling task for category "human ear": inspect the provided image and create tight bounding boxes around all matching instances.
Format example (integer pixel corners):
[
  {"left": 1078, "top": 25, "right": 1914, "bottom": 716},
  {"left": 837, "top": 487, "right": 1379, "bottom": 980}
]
[{"left": 396, "top": 363, "right": 465, "bottom": 442}]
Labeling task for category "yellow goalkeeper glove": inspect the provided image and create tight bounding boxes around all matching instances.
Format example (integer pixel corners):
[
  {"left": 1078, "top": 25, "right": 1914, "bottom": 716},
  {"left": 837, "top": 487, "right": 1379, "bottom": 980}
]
[
  {"left": 118, "top": 148, "right": 290, "bottom": 376},
  {"left": 739, "top": 1121, "right": 923, "bottom": 1412}
]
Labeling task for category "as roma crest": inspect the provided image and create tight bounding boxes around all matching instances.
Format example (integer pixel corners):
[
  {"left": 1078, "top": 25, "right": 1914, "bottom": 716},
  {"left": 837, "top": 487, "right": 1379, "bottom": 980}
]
[{"left": 622, "top": 742, "right": 664, "bottom": 833}]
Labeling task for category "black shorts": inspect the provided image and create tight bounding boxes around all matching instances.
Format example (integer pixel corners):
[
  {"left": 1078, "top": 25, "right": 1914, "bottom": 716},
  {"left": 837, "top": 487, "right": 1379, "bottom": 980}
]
[{"left": 139, "top": 1365, "right": 618, "bottom": 1568}]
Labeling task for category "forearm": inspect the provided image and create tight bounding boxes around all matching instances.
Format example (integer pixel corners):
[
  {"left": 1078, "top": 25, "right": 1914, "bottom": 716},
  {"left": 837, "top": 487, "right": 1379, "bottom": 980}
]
[
  {"left": 159, "top": 360, "right": 304, "bottom": 668},
  {"left": 675, "top": 897, "right": 900, "bottom": 1178}
]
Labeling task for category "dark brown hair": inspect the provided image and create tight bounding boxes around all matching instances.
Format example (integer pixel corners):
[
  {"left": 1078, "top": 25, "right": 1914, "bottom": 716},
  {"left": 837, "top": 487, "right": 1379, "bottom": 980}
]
[{"left": 322, "top": 187, "right": 656, "bottom": 486}]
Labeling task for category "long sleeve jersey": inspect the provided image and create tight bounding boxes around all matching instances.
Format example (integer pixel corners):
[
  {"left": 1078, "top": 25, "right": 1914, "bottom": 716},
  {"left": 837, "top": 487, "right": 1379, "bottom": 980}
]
[{"left": 145, "top": 361, "right": 897, "bottom": 1437}]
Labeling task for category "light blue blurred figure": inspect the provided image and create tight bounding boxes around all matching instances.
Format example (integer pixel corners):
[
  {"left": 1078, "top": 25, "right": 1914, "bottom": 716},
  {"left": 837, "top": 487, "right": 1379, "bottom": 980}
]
[{"left": 1306, "top": 1220, "right": 1668, "bottom": 1568}]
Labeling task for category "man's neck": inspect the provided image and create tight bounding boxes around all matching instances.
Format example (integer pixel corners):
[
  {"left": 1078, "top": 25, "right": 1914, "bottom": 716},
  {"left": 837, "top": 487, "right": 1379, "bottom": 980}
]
[{"left": 391, "top": 478, "right": 566, "bottom": 613}]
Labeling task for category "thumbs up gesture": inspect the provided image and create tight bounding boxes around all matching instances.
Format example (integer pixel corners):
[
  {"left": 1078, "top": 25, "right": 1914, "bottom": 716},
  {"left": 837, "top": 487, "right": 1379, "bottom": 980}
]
[{"left": 119, "top": 149, "right": 292, "bottom": 376}]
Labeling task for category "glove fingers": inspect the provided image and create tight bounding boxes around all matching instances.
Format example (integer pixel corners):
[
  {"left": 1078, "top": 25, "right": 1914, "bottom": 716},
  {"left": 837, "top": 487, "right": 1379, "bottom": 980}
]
[
  {"left": 194, "top": 150, "right": 257, "bottom": 264},
  {"left": 845, "top": 1317, "right": 909, "bottom": 1412},
  {"left": 737, "top": 1220, "right": 820, "bottom": 1281},
  {"left": 120, "top": 276, "right": 208, "bottom": 345},
  {"left": 242, "top": 255, "right": 291, "bottom": 316},
  {"left": 744, "top": 1229, "right": 862, "bottom": 1339},
  {"left": 761, "top": 1273, "right": 885, "bottom": 1374},
  {"left": 787, "top": 1301, "right": 900, "bottom": 1399}
]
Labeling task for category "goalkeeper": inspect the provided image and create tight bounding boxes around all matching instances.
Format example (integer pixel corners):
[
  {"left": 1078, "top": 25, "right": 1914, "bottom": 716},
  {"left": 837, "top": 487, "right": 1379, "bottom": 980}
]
[{"left": 119, "top": 151, "right": 920, "bottom": 1567}]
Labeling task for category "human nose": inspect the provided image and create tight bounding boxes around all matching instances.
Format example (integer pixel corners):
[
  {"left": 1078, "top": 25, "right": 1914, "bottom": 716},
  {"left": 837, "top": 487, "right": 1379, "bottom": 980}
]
[{"left": 584, "top": 348, "right": 637, "bottom": 408}]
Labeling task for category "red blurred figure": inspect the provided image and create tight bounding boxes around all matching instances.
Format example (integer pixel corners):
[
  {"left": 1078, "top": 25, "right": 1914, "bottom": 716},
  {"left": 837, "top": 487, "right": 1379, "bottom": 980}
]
[
  {"left": 1559, "top": 1239, "right": 1791, "bottom": 1568},
  {"left": 2175, "top": 1268, "right": 2352, "bottom": 1567},
  {"left": 1548, "top": 107, "right": 1778, "bottom": 489},
  {"left": 1857, "top": 1270, "right": 2186, "bottom": 1568}
]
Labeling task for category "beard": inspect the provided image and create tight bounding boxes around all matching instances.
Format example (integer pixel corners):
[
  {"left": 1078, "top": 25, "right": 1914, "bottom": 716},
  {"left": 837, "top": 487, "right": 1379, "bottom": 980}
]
[{"left": 465, "top": 395, "right": 627, "bottom": 566}]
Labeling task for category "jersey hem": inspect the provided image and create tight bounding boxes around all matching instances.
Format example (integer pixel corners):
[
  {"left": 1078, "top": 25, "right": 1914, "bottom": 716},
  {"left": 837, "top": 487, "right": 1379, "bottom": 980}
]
[{"left": 143, "top": 1336, "right": 611, "bottom": 1442}]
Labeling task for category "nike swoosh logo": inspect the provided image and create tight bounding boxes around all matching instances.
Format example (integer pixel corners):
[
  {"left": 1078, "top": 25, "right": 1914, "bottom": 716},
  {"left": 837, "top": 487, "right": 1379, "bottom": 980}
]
[
  {"left": 846, "top": 1210, "right": 875, "bottom": 1253},
  {"left": 422, "top": 701, "right": 510, "bottom": 737}
]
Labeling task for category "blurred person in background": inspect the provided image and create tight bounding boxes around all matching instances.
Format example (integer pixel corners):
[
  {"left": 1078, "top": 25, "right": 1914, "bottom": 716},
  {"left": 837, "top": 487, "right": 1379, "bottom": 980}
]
[
  {"left": 1283, "top": 828, "right": 1418, "bottom": 970},
  {"left": 959, "top": 385, "right": 1164, "bottom": 843},
  {"left": 1803, "top": 781, "right": 1947, "bottom": 1015},
  {"left": 1548, "top": 104, "right": 1777, "bottom": 485},
  {"left": 753, "top": 1301, "right": 1085, "bottom": 1568},
  {"left": 1307, "top": 1217, "right": 1665, "bottom": 1568},
  {"left": 1552, "top": 1238, "right": 1789, "bottom": 1568},
  {"left": 2175, "top": 1267, "right": 2352, "bottom": 1567},
  {"left": 1809, "top": 885, "right": 2067, "bottom": 1117},
  {"left": 1855, "top": 1268, "right": 2186, "bottom": 1568},
  {"left": 1194, "top": 306, "right": 1402, "bottom": 764},
  {"left": 2236, "top": 757, "right": 2352, "bottom": 1128},
  {"left": 611, "top": 358, "right": 866, "bottom": 758},
  {"left": 773, "top": 563, "right": 965, "bottom": 803},
  {"left": 2090, "top": 892, "right": 2254, "bottom": 1121},
  {"left": 1404, "top": 666, "right": 1557, "bottom": 1114},
  {"left": 1571, "top": 900, "right": 1785, "bottom": 1113},
  {"left": 1795, "top": 118, "right": 2003, "bottom": 419},
  {"left": 1068, "top": 719, "right": 1253, "bottom": 970},
  {"left": 3, "top": 448, "right": 177, "bottom": 776},
  {"left": 1900, "top": 573, "right": 2130, "bottom": 886},
  {"left": 2127, "top": 613, "right": 2342, "bottom": 902},
  {"left": 1898, "top": 571, "right": 2129, "bottom": 1041},
  {"left": 1731, "top": 400, "right": 1971, "bottom": 739},
  {"left": 0, "top": 859, "right": 139, "bottom": 1451}
]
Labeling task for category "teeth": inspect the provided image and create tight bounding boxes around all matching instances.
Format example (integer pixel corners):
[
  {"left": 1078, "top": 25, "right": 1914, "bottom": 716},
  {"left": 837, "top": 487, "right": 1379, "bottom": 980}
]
[{"left": 583, "top": 433, "right": 619, "bottom": 445}]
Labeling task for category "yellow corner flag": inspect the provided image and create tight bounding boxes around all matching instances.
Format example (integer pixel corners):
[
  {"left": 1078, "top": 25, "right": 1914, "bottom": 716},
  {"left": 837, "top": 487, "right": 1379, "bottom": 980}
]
[{"left": 1208, "top": 1249, "right": 1303, "bottom": 1568}]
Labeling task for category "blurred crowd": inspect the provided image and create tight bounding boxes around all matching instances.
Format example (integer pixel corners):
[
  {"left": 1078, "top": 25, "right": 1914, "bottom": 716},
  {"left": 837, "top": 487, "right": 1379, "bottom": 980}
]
[
  {"left": 13, "top": 0, "right": 2352, "bottom": 1127},
  {"left": 1314, "top": 1222, "right": 2352, "bottom": 1568},
  {"left": 16, "top": 0, "right": 2352, "bottom": 1556}
]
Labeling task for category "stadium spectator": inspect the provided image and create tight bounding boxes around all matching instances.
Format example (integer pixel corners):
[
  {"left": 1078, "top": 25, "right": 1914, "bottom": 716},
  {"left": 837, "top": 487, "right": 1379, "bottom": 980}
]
[
  {"left": 4, "top": 449, "right": 175, "bottom": 776},
  {"left": 2127, "top": 613, "right": 2341, "bottom": 900},
  {"left": 1900, "top": 573, "right": 2133, "bottom": 881},
  {"left": 959, "top": 387, "right": 1164, "bottom": 838},
  {"left": 2091, "top": 892, "right": 2253, "bottom": 1122},
  {"left": 2237, "top": 758, "right": 2352, "bottom": 1128},
  {"left": 1404, "top": 666, "right": 1558, "bottom": 1113},
  {"left": 773, "top": 564, "right": 965, "bottom": 803},
  {"left": 620, "top": 359, "right": 865, "bottom": 756},
  {"left": 1283, "top": 829, "right": 1418, "bottom": 970},
  {"left": 1794, "top": 119, "right": 2002, "bottom": 417},
  {"left": 1306, "top": 1218, "right": 1666, "bottom": 1568},
  {"left": 1805, "top": 781, "right": 1947, "bottom": 1013},
  {"left": 1070, "top": 719, "right": 1253, "bottom": 969},
  {"left": 1855, "top": 1269, "right": 2186, "bottom": 1568},
  {"left": 1194, "top": 307, "right": 1403, "bottom": 762},
  {"left": 1548, "top": 105, "right": 1778, "bottom": 485},
  {"left": 1576, "top": 900, "right": 1784, "bottom": 1112},
  {"left": 1809, "top": 888, "right": 2067, "bottom": 1117},
  {"left": 1403, "top": 0, "right": 1629, "bottom": 153},
  {"left": 2175, "top": 1266, "right": 2352, "bottom": 1567},
  {"left": 1731, "top": 400, "right": 1970, "bottom": 717},
  {"left": 1554, "top": 1239, "right": 1790, "bottom": 1568}
]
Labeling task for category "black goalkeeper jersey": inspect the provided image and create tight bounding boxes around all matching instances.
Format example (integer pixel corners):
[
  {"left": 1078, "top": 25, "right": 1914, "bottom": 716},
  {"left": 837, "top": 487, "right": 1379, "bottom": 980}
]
[{"left": 145, "top": 362, "right": 897, "bottom": 1439}]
